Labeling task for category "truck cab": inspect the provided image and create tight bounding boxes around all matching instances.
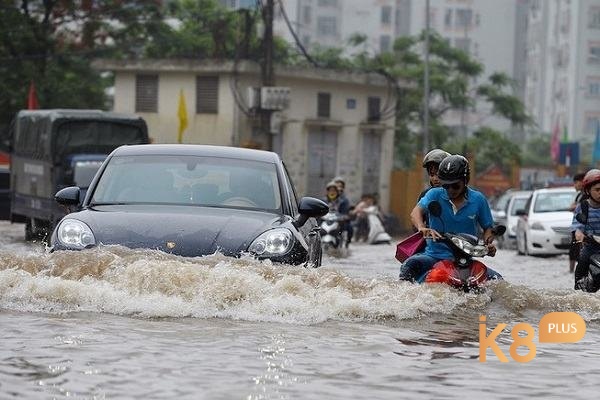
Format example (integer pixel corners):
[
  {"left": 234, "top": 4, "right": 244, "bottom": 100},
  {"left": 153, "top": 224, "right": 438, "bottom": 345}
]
[{"left": 0, "top": 109, "right": 150, "bottom": 241}]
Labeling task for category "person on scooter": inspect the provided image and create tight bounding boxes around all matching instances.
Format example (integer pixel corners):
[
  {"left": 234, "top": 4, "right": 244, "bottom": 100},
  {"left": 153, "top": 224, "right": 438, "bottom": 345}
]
[
  {"left": 572, "top": 169, "right": 600, "bottom": 292},
  {"left": 568, "top": 172, "right": 586, "bottom": 273},
  {"left": 418, "top": 149, "right": 451, "bottom": 201},
  {"left": 333, "top": 176, "right": 353, "bottom": 244},
  {"left": 399, "top": 155, "right": 502, "bottom": 282}
]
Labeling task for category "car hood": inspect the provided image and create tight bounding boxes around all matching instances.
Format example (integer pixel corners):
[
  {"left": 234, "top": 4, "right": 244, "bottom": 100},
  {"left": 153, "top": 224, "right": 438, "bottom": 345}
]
[{"left": 60, "top": 205, "right": 291, "bottom": 257}]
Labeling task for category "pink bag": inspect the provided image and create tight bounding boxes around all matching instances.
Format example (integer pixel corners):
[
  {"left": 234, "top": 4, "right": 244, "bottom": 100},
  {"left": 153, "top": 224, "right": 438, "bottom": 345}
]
[{"left": 395, "top": 232, "right": 426, "bottom": 262}]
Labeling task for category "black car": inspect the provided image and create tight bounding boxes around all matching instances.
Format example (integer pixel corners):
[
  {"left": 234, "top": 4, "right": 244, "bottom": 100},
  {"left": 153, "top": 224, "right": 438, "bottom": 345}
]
[{"left": 51, "top": 144, "right": 328, "bottom": 266}]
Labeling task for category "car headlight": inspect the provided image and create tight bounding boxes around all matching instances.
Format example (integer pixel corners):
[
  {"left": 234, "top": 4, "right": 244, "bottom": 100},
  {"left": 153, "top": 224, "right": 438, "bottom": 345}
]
[
  {"left": 450, "top": 236, "right": 488, "bottom": 257},
  {"left": 57, "top": 219, "right": 96, "bottom": 249},
  {"left": 530, "top": 221, "right": 545, "bottom": 230},
  {"left": 248, "top": 228, "right": 293, "bottom": 257}
]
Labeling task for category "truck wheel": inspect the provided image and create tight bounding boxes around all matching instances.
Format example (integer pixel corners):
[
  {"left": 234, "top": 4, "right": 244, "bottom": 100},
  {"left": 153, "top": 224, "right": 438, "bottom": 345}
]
[{"left": 25, "top": 219, "right": 35, "bottom": 241}]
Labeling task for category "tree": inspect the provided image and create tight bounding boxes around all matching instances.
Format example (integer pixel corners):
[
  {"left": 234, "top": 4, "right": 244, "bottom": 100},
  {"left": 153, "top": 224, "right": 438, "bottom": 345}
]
[{"left": 0, "top": 0, "right": 163, "bottom": 127}]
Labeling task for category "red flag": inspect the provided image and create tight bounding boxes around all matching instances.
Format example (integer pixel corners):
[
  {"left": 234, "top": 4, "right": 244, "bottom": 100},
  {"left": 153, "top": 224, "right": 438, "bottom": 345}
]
[
  {"left": 27, "top": 80, "right": 39, "bottom": 109},
  {"left": 550, "top": 119, "right": 560, "bottom": 162}
]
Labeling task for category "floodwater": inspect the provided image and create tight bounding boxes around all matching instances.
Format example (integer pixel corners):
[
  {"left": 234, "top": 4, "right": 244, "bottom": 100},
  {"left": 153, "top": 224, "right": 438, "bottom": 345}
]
[{"left": 1, "top": 221, "right": 599, "bottom": 399}]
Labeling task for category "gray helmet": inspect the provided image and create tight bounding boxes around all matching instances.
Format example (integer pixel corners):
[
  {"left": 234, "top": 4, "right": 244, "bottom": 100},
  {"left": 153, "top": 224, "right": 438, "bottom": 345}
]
[{"left": 422, "top": 149, "right": 451, "bottom": 168}]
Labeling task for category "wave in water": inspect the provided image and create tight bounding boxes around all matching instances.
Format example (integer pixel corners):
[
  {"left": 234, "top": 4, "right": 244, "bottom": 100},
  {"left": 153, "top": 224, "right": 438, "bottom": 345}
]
[{"left": 1, "top": 246, "right": 600, "bottom": 324}]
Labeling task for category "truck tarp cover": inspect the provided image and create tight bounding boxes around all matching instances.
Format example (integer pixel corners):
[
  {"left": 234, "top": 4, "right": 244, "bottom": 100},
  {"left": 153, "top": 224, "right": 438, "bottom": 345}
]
[{"left": 53, "top": 120, "right": 146, "bottom": 164}]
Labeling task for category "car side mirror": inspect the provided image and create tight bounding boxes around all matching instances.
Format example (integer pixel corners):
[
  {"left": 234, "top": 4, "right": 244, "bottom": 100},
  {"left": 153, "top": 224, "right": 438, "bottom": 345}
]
[
  {"left": 55, "top": 186, "right": 81, "bottom": 206},
  {"left": 515, "top": 209, "right": 527, "bottom": 216},
  {"left": 294, "top": 197, "right": 329, "bottom": 227},
  {"left": 575, "top": 212, "right": 587, "bottom": 225}
]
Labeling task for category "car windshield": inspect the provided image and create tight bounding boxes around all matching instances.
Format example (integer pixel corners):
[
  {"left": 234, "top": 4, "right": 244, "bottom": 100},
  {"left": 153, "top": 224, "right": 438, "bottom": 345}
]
[
  {"left": 493, "top": 191, "right": 512, "bottom": 211},
  {"left": 510, "top": 197, "right": 529, "bottom": 215},
  {"left": 533, "top": 192, "right": 574, "bottom": 213},
  {"left": 90, "top": 155, "right": 282, "bottom": 211}
]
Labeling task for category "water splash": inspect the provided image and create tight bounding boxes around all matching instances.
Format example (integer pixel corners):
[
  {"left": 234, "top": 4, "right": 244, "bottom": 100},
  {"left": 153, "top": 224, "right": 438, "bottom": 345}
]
[{"left": 1, "top": 246, "right": 599, "bottom": 323}]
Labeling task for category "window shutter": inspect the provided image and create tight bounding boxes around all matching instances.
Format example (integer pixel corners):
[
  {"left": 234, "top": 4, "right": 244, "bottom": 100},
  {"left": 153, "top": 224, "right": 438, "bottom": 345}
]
[
  {"left": 368, "top": 97, "right": 381, "bottom": 122},
  {"left": 135, "top": 74, "right": 158, "bottom": 113},
  {"left": 317, "top": 92, "right": 331, "bottom": 118},
  {"left": 196, "top": 76, "right": 219, "bottom": 114}
]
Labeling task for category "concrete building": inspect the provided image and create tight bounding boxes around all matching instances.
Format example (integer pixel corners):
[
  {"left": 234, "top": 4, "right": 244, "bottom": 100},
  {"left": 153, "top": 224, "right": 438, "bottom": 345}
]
[
  {"left": 524, "top": 0, "right": 600, "bottom": 144},
  {"left": 275, "top": 0, "right": 530, "bottom": 137},
  {"left": 274, "top": 0, "right": 409, "bottom": 54},
  {"left": 92, "top": 59, "right": 399, "bottom": 209}
]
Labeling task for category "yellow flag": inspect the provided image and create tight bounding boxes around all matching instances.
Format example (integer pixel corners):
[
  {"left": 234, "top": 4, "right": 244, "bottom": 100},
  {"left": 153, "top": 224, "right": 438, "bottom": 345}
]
[{"left": 177, "top": 89, "right": 188, "bottom": 143}]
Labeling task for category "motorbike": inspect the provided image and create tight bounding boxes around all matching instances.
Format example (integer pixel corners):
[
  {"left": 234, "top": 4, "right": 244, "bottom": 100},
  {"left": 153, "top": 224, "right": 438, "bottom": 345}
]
[
  {"left": 319, "top": 211, "right": 349, "bottom": 255},
  {"left": 418, "top": 201, "right": 505, "bottom": 292},
  {"left": 573, "top": 211, "right": 600, "bottom": 293},
  {"left": 363, "top": 205, "right": 392, "bottom": 244}
]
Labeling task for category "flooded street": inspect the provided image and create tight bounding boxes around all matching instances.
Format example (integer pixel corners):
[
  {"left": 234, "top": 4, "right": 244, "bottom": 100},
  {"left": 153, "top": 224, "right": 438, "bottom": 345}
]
[{"left": 1, "top": 220, "right": 600, "bottom": 399}]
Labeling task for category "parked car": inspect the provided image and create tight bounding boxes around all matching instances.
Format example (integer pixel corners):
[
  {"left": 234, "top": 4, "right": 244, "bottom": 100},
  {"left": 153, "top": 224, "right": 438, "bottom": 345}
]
[
  {"left": 490, "top": 189, "right": 515, "bottom": 222},
  {"left": 51, "top": 144, "right": 329, "bottom": 266},
  {"left": 496, "top": 190, "right": 532, "bottom": 249},
  {"left": 515, "top": 187, "right": 576, "bottom": 256}
]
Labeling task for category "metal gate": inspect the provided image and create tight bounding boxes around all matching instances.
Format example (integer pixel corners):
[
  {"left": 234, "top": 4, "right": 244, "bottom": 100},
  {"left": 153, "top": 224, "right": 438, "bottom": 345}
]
[
  {"left": 362, "top": 131, "right": 382, "bottom": 196},
  {"left": 307, "top": 129, "right": 338, "bottom": 197}
]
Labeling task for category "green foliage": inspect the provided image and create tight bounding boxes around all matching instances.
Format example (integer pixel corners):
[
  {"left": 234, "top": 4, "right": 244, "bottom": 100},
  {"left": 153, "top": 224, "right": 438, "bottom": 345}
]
[{"left": 0, "top": 0, "right": 163, "bottom": 127}]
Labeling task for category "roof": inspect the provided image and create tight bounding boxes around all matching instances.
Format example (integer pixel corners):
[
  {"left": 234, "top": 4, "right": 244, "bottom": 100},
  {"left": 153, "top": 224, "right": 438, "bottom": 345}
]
[
  {"left": 16, "top": 109, "right": 144, "bottom": 122},
  {"left": 91, "top": 59, "right": 413, "bottom": 89},
  {"left": 112, "top": 144, "right": 281, "bottom": 163}
]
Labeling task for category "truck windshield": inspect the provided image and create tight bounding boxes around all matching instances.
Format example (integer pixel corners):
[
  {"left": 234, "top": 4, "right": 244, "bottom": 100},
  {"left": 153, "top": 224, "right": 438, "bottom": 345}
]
[{"left": 54, "top": 121, "right": 146, "bottom": 162}]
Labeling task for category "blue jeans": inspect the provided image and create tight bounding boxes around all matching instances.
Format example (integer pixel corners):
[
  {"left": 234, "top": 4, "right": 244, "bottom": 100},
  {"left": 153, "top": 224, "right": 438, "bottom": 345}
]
[{"left": 399, "top": 254, "right": 503, "bottom": 283}]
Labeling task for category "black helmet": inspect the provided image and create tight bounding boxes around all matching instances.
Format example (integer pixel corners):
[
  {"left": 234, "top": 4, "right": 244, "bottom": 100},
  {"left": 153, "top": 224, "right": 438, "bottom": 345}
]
[
  {"left": 438, "top": 155, "right": 470, "bottom": 184},
  {"left": 422, "top": 149, "right": 451, "bottom": 168}
]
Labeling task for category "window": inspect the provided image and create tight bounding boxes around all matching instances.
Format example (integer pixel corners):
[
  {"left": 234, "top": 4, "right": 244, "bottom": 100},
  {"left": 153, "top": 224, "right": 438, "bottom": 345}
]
[
  {"left": 586, "top": 115, "right": 600, "bottom": 134},
  {"left": 588, "top": 78, "right": 600, "bottom": 97},
  {"left": 455, "top": 8, "right": 473, "bottom": 28},
  {"left": 303, "top": 5, "right": 311, "bottom": 24},
  {"left": 380, "top": 35, "right": 391, "bottom": 53},
  {"left": 367, "top": 97, "right": 381, "bottom": 122},
  {"left": 196, "top": 76, "right": 219, "bottom": 114},
  {"left": 589, "top": 6, "right": 600, "bottom": 29},
  {"left": 454, "top": 38, "right": 471, "bottom": 53},
  {"left": 135, "top": 74, "right": 158, "bottom": 113},
  {"left": 318, "top": 0, "right": 337, "bottom": 7},
  {"left": 317, "top": 92, "right": 331, "bottom": 118},
  {"left": 589, "top": 42, "right": 600, "bottom": 64},
  {"left": 444, "top": 9, "right": 453, "bottom": 28},
  {"left": 317, "top": 16, "right": 337, "bottom": 36},
  {"left": 381, "top": 6, "right": 392, "bottom": 25}
]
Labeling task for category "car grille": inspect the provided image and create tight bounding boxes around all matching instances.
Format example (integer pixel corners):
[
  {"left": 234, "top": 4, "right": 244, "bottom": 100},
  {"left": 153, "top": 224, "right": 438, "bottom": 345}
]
[{"left": 551, "top": 226, "right": 571, "bottom": 235}]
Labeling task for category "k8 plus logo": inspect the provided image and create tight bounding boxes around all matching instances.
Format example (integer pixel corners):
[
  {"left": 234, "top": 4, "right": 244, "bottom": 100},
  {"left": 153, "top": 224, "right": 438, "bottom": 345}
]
[{"left": 479, "top": 312, "right": 586, "bottom": 362}]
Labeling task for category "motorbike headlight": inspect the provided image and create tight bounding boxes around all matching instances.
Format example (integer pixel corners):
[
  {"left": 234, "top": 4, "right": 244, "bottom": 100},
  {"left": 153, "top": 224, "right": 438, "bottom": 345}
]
[
  {"left": 450, "top": 236, "right": 488, "bottom": 257},
  {"left": 248, "top": 228, "right": 293, "bottom": 257},
  {"left": 57, "top": 219, "right": 96, "bottom": 249},
  {"left": 530, "top": 221, "right": 545, "bottom": 230}
]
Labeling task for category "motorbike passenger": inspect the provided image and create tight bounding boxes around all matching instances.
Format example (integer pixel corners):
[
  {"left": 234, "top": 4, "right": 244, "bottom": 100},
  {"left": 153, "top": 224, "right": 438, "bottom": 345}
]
[
  {"left": 569, "top": 172, "right": 586, "bottom": 273},
  {"left": 333, "top": 176, "right": 353, "bottom": 244},
  {"left": 572, "top": 169, "right": 600, "bottom": 292},
  {"left": 399, "top": 155, "right": 502, "bottom": 282},
  {"left": 418, "top": 149, "right": 451, "bottom": 201}
]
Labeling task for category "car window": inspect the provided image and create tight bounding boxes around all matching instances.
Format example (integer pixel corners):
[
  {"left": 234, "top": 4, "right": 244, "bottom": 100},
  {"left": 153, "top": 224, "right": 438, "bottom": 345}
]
[
  {"left": 533, "top": 192, "right": 575, "bottom": 213},
  {"left": 510, "top": 197, "right": 528, "bottom": 215},
  {"left": 493, "top": 191, "right": 512, "bottom": 211},
  {"left": 91, "top": 155, "right": 281, "bottom": 211}
]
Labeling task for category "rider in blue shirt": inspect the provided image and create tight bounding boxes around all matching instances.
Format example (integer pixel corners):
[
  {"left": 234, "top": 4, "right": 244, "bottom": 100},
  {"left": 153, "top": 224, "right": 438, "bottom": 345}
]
[{"left": 399, "top": 155, "right": 502, "bottom": 282}]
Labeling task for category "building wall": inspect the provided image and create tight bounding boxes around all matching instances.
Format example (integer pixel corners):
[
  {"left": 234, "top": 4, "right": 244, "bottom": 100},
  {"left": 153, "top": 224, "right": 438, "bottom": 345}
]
[
  {"left": 109, "top": 64, "right": 394, "bottom": 210},
  {"left": 114, "top": 72, "right": 235, "bottom": 146}
]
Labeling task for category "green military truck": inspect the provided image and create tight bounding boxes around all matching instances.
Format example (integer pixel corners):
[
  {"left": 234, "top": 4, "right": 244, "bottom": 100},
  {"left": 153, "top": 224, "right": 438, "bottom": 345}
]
[{"left": 0, "top": 109, "right": 150, "bottom": 241}]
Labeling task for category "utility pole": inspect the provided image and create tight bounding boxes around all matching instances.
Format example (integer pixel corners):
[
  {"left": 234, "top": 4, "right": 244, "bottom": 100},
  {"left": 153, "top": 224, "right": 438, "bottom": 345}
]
[
  {"left": 261, "top": 0, "right": 275, "bottom": 151},
  {"left": 422, "top": 0, "right": 431, "bottom": 187},
  {"left": 423, "top": 0, "right": 430, "bottom": 160}
]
